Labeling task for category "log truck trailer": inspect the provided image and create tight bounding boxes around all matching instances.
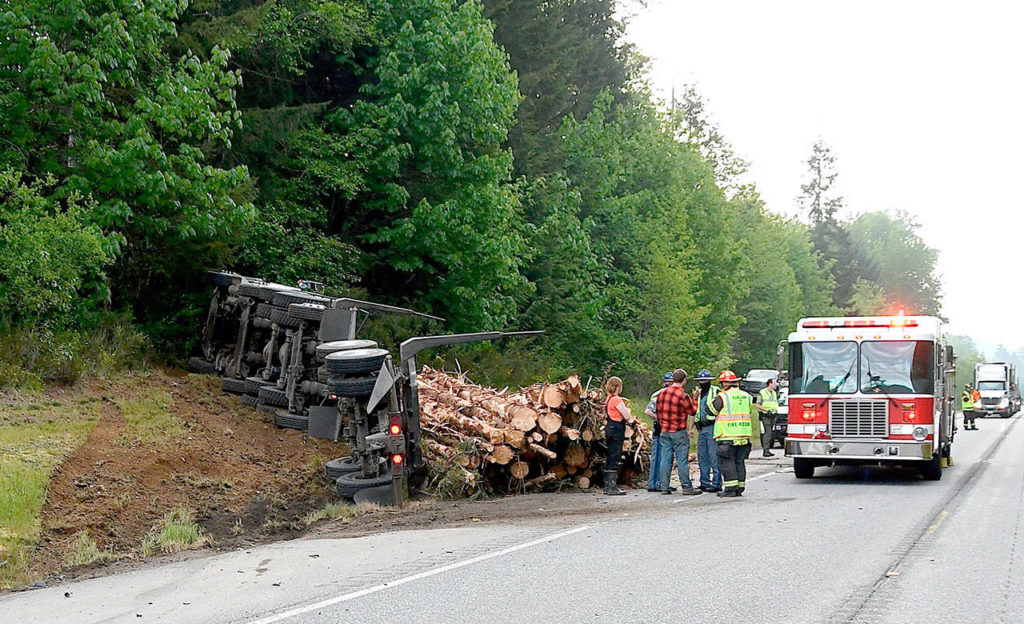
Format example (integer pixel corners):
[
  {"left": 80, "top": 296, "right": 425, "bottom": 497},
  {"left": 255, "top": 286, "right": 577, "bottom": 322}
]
[{"left": 784, "top": 314, "right": 955, "bottom": 480}]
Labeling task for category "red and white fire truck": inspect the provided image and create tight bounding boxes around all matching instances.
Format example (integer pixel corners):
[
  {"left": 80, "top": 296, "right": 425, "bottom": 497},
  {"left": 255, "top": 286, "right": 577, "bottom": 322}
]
[{"left": 784, "top": 314, "right": 956, "bottom": 480}]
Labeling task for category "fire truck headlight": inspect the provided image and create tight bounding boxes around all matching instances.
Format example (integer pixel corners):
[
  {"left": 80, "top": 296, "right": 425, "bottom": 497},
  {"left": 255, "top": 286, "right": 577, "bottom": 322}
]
[{"left": 912, "top": 426, "right": 928, "bottom": 441}]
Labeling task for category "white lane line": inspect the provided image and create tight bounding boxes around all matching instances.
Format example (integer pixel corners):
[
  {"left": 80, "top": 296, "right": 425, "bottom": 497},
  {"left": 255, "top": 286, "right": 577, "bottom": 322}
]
[
  {"left": 247, "top": 525, "right": 591, "bottom": 624},
  {"left": 671, "top": 469, "right": 781, "bottom": 503}
]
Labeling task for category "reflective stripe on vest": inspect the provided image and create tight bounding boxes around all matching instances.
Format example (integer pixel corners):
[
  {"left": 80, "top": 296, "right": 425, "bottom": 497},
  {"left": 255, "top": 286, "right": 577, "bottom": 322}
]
[
  {"left": 759, "top": 388, "right": 779, "bottom": 412},
  {"left": 697, "top": 386, "right": 720, "bottom": 423},
  {"left": 714, "top": 388, "right": 754, "bottom": 441}
]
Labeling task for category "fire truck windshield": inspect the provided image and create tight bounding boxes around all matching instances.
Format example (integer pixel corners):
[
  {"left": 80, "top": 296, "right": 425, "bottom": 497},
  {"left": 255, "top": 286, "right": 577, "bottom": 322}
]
[
  {"left": 790, "top": 341, "right": 858, "bottom": 394},
  {"left": 860, "top": 341, "right": 934, "bottom": 395}
]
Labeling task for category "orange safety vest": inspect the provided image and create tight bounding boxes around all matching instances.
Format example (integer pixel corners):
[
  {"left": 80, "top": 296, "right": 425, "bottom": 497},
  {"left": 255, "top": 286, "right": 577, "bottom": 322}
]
[{"left": 606, "top": 395, "right": 624, "bottom": 422}]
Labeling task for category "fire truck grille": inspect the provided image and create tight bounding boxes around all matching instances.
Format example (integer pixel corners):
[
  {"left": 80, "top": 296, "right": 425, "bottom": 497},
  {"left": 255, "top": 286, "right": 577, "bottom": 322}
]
[{"left": 829, "top": 400, "right": 888, "bottom": 438}]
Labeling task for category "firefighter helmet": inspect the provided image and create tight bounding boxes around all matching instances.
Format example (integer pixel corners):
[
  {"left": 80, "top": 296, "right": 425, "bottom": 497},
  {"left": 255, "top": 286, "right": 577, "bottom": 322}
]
[
  {"left": 696, "top": 369, "right": 714, "bottom": 381},
  {"left": 718, "top": 370, "right": 740, "bottom": 383}
]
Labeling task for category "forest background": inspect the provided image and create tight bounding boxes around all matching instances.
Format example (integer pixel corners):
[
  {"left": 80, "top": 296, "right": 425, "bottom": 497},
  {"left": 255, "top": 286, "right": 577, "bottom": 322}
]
[{"left": 1, "top": 0, "right": 988, "bottom": 395}]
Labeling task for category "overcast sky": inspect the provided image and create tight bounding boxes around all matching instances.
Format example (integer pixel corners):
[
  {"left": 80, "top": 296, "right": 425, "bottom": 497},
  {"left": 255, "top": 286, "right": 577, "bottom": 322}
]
[{"left": 625, "top": 0, "right": 1022, "bottom": 353}]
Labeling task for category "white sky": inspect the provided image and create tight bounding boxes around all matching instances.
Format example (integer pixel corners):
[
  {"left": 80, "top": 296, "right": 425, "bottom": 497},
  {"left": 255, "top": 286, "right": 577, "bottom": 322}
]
[{"left": 625, "top": 0, "right": 1023, "bottom": 351}]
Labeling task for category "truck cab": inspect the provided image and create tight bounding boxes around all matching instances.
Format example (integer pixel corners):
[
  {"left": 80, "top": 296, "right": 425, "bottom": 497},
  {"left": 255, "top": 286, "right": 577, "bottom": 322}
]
[
  {"left": 784, "top": 314, "right": 955, "bottom": 480},
  {"left": 971, "top": 362, "right": 1017, "bottom": 418}
]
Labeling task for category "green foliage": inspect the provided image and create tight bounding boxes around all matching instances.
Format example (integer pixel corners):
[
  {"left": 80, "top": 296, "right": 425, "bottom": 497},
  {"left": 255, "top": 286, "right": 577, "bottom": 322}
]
[
  {"left": 139, "top": 508, "right": 205, "bottom": 556},
  {"left": 947, "top": 334, "right": 985, "bottom": 391},
  {"left": 0, "top": 171, "right": 111, "bottom": 327}
]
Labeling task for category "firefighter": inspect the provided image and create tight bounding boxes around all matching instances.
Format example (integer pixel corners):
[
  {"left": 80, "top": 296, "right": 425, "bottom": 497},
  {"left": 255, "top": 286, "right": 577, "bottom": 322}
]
[
  {"left": 962, "top": 383, "right": 978, "bottom": 431},
  {"left": 754, "top": 378, "right": 779, "bottom": 457},
  {"left": 708, "top": 370, "right": 754, "bottom": 498}
]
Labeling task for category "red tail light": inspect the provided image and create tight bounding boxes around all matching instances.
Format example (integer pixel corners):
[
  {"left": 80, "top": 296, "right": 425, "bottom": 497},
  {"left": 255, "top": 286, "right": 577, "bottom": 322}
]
[
  {"left": 391, "top": 454, "right": 403, "bottom": 465},
  {"left": 389, "top": 424, "right": 401, "bottom": 436},
  {"left": 329, "top": 394, "right": 337, "bottom": 400},
  {"left": 389, "top": 414, "right": 401, "bottom": 436}
]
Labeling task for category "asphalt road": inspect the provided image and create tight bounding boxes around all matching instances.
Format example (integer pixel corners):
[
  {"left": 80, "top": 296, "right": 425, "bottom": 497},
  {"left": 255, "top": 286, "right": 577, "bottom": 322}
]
[{"left": 4, "top": 413, "right": 1022, "bottom": 624}]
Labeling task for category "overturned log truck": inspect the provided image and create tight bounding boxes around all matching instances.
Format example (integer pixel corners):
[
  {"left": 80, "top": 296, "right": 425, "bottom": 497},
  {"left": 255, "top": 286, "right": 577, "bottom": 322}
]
[{"left": 189, "top": 271, "right": 541, "bottom": 505}]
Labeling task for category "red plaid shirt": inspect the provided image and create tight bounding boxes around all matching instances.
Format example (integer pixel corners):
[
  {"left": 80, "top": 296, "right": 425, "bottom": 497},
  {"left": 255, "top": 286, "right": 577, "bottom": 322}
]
[{"left": 655, "top": 385, "right": 696, "bottom": 434}]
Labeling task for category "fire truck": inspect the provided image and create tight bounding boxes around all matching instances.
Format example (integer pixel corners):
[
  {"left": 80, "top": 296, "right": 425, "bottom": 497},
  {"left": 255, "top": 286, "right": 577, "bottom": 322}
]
[{"left": 784, "top": 314, "right": 956, "bottom": 480}]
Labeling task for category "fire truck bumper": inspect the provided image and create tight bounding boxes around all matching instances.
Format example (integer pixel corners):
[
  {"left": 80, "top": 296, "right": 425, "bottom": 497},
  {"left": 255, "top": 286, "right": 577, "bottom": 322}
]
[{"left": 785, "top": 439, "right": 934, "bottom": 461}]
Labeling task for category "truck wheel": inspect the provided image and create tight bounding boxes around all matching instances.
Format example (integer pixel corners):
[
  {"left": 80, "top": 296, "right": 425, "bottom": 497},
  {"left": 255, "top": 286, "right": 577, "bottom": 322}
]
[
  {"left": 258, "top": 385, "right": 289, "bottom": 408},
  {"left": 274, "top": 411, "right": 309, "bottom": 431},
  {"left": 325, "top": 348, "right": 389, "bottom": 375},
  {"left": 244, "top": 376, "right": 265, "bottom": 396},
  {"left": 207, "top": 270, "right": 242, "bottom": 287},
  {"left": 794, "top": 458, "right": 815, "bottom": 479},
  {"left": 325, "top": 457, "right": 362, "bottom": 480},
  {"left": 1002, "top": 410, "right": 1012, "bottom": 419},
  {"left": 315, "top": 339, "right": 378, "bottom": 361},
  {"left": 326, "top": 375, "right": 378, "bottom": 398},
  {"left": 287, "top": 303, "right": 326, "bottom": 322},
  {"left": 272, "top": 291, "right": 333, "bottom": 308},
  {"left": 920, "top": 454, "right": 943, "bottom": 480},
  {"left": 188, "top": 357, "right": 217, "bottom": 375},
  {"left": 336, "top": 471, "right": 393, "bottom": 499},
  {"left": 268, "top": 307, "right": 302, "bottom": 329},
  {"left": 221, "top": 377, "right": 246, "bottom": 394},
  {"left": 236, "top": 281, "right": 268, "bottom": 299},
  {"left": 255, "top": 402, "right": 279, "bottom": 415},
  {"left": 241, "top": 394, "right": 259, "bottom": 408}
]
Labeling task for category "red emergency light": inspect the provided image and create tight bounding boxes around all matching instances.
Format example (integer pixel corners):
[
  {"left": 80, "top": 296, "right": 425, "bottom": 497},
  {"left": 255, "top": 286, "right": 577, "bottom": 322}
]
[{"left": 801, "top": 318, "right": 918, "bottom": 329}]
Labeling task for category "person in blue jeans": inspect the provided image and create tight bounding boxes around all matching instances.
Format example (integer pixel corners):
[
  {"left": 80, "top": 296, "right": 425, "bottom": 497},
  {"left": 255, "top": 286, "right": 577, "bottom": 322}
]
[
  {"left": 646, "top": 372, "right": 673, "bottom": 492},
  {"left": 692, "top": 369, "right": 722, "bottom": 492},
  {"left": 655, "top": 369, "right": 701, "bottom": 496}
]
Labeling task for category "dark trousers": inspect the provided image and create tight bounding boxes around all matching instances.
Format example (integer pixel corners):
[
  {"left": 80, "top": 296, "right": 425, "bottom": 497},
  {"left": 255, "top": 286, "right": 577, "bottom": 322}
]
[
  {"left": 963, "top": 411, "right": 977, "bottom": 429},
  {"left": 606, "top": 420, "right": 626, "bottom": 472},
  {"left": 760, "top": 413, "right": 777, "bottom": 449},
  {"left": 718, "top": 442, "right": 751, "bottom": 492}
]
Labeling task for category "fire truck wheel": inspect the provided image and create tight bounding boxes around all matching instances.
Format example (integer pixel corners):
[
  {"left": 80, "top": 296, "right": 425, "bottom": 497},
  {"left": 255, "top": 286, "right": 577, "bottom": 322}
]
[
  {"left": 188, "top": 357, "right": 218, "bottom": 375},
  {"left": 324, "top": 348, "right": 389, "bottom": 375},
  {"left": 258, "top": 385, "right": 290, "bottom": 408},
  {"left": 793, "top": 458, "right": 815, "bottom": 479},
  {"left": 315, "top": 339, "right": 378, "bottom": 361},
  {"left": 920, "top": 455, "right": 942, "bottom": 481},
  {"left": 221, "top": 377, "right": 246, "bottom": 394},
  {"left": 325, "top": 457, "right": 362, "bottom": 479},
  {"left": 335, "top": 471, "right": 393, "bottom": 499},
  {"left": 325, "top": 375, "right": 378, "bottom": 398}
]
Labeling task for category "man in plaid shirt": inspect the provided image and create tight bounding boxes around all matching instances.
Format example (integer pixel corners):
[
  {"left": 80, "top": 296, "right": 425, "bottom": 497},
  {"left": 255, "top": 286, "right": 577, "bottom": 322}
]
[{"left": 655, "top": 369, "right": 701, "bottom": 495}]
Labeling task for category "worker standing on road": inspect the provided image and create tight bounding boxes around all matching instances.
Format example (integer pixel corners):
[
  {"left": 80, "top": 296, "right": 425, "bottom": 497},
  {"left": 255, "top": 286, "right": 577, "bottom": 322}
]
[
  {"left": 692, "top": 369, "right": 722, "bottom": 493},
  {"left": 645, "top": 372, "right": 674, "bottom": 492},
  {"left": 708, "top": 370, "right": 754, "bottom": 498},
  {"left": 655, "top": 369, "right": 701, "bottom": 496},
  {"left": 962, "top": 384, "right": 978, "bottom": 431},
  {"left": 604, "top": 376, "right": 637, "bottom": 496},
  {"left": 754, "top": 378, "right": 779, "bottom": 457}
]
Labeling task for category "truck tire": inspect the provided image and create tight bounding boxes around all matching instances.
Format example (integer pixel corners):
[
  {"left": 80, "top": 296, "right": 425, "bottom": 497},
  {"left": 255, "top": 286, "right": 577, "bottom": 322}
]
[
  {"left": 241, "top": 394, "right": 259, "bottom": 408},
  {"left": 325, "top": 457, "right": 362, "bottom": 479},
  {"left": 272, "top": 291, "right": 332, "bottom": 308},
  {"left": 1002, "top": 410, "right": 1012, "bottom": 419},
  {"left": 221, "top": 377, "right": 246, "bottom": 394},
  {"left": 317, "top": 366, "right": 330, "bottom": 383},
  {"left": 325, "top": 348, "right": 389, "bottom": 375},
  {"left": 274, "top": 411, "right": 309, "bottom": 431},
  {"left": 335, "top": 471, "right": 393, "bottom": 499},
  {"left": 256, "top": 402, "right": 279, "bottom": 415},
  {"left": 287, "top": 303, "right": 326, "bottom": 322},
  {"left": 315, "top": 339, "right": 378, "bottom": 361},
  {"left": 236, "top": 282, "right": 267, "bottom": 299},
  {"left": 244, "top": 376, "right": 265, "bottom": 396},
  {"left": 188, "top": 357, "right": 217, "bottom": 375},
  {"left": 325, "top": 375, "right": 378, "bottom": 398},
  {"left": 793, "top": 458, "right": 815, "bottom": 479},
  {"left": 257, "top": 284, "right": 299, "bottom": 301},
  {"left": 920, "top": 454, "right": 942, "bottom": 480},
  {"left": 258, "top": 385, "right": 289, "bottom": 408},
  {"left": 268, "top": 307, "right": 302, "bottom": 329},
  {"left": 207, "top": 270, "right": 242, "bottom": 287}
]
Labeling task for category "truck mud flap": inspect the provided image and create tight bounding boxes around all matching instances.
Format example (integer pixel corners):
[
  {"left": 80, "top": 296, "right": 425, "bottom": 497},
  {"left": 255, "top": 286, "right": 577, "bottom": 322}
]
[{"left": 353, "top": 483, "right": 401, "bottom": 507}]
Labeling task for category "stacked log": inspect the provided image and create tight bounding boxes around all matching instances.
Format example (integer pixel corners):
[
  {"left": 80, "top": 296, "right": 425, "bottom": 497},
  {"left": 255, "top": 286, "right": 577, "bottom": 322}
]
[{"left": 418, "top": 368, "right": 650, "bottom": 499}]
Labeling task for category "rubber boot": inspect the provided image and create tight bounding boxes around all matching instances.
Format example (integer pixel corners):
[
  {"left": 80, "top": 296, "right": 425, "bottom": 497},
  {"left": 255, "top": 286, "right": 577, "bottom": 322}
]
[{"left": 604, "top": 470, "right": 626, "bottom": 496}]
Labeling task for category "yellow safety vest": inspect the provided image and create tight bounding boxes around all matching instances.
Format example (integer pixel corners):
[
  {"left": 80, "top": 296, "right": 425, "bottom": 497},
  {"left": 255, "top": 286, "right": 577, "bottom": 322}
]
[
  {"left": 758, "top": 387, "right": 779, "bottom": 413},
  {"left": 711, "top": 387, "right": 754, "bottom": 442},
  {"left": 961, "top": 391, "right": 974, "bottom": 410}
]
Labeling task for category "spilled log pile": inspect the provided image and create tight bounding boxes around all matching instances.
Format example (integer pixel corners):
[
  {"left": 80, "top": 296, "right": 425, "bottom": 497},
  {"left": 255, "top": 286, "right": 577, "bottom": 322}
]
[{"left": 418, "top": 368, "right": 650, "bottom": 499}]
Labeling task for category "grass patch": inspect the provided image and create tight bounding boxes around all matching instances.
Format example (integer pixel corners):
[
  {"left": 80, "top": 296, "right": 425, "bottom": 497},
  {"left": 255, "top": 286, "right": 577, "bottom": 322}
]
[
  {"left": 115, "top": 388, "right": 183, "bottom": 444},
  {"left": 302, "top": 502, "right": 379, "bottom": 528},
  {"left": 140, "top": 508, "right": 206, "bottom": 557},
  {"left": 0, "top": 399, "right": 100, "bottom": 588},
  {"left": 63, "top": 530, "right": 117, "bottom": 569}
]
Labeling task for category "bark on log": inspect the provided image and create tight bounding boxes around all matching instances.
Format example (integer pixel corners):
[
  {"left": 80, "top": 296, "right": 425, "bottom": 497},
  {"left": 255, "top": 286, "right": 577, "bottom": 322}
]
[
  {"left": 528, "top": 443, "right": 557, "bottom": 460},
  {"left": 526, "top": 473, "right": 557, "bottom": 488}
]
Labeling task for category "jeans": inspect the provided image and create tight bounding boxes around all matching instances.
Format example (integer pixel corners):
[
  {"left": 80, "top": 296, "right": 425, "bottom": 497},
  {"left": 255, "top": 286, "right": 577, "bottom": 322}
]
[
  {"left": 697, "top": 426, "right": 721, "bottom": 489},
  {"left": 648, "top": 435, "right": 664, "bottom": 489},
  {"left": 606, "top": 419, "right": 626, "bottom": 473},
  {"left": 657, "top": 429, "right": 693, "bottom": 491},
  {"left": 718, "top": 441, "right": 751, "bottom": 492}
]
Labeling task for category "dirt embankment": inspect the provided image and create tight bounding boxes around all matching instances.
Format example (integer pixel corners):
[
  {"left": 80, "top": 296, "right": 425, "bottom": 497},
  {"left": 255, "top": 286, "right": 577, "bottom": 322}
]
[{"left": 27, "top": 370, "right": 345, "bottom": 582}]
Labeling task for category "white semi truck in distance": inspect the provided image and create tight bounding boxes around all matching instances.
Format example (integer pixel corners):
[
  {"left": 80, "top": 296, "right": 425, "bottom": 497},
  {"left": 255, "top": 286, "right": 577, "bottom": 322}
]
[{"left": 971, "top": 362, "right": 1020, "bottom": 418}]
